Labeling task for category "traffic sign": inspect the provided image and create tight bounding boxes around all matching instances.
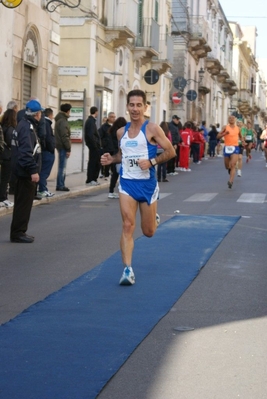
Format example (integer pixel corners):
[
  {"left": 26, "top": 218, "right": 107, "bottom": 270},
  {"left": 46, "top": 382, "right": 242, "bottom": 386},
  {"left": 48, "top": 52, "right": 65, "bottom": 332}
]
[
  {"left": 172, "top": 92, "right": 182, "bottom": 104},
  {"left": 173, "top": 77, "right": 187, "bottom": 90},
  {"left": 186, "top": 90, "right": 197, "bottom": 101},
  {"left": 144, "top": 69, "right": 159, "bottom": 85}
]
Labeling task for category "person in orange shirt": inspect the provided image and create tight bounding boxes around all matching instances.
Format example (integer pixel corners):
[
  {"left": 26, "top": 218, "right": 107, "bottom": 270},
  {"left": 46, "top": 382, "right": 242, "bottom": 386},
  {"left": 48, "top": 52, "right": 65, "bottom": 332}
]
[{"left": 217, "top": 115, "right": 245, "bottom": 189}]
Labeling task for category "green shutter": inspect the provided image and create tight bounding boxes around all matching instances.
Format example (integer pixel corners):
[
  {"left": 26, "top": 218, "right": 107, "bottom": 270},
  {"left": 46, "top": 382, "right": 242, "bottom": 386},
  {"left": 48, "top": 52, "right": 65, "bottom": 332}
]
[{"left": 155, "top": 0, "right": 159, "bottom": 22}]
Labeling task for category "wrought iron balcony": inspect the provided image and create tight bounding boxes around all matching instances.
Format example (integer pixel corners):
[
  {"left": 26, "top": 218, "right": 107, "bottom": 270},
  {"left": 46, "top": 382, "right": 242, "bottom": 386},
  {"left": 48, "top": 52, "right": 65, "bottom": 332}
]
[
  {"left": 188, "top": 16, "right": 212, "bottom": 61},
  {"left": 151, "top": 34, "right": 173, "bottom": 75},
  {"left": 104, "top": 0, "right": 138, "bottom": 47},
  {"left": 134, "top": 18, "right": 160, "bottom": 65}
]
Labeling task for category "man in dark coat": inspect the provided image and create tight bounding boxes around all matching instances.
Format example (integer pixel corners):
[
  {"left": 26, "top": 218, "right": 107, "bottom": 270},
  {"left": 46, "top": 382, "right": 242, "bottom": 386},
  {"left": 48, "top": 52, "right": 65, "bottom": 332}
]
[
  {"left": 84, "top": 106, "right": 101, "bottom": 186},
  {"left": 55, "top": 103, "right": 72, "bottom": 191},
  {"left": 168, "top": 115, "right": 182, "bottom": 174},
  {"left": 98, "top": 111, "right": 116, "bottom": 179},
  {"left": 37, "top": 108, "right": 56, "bottom": 197},
  {"left": 10, "top": 99, "right": 43, "bottom": 243}
]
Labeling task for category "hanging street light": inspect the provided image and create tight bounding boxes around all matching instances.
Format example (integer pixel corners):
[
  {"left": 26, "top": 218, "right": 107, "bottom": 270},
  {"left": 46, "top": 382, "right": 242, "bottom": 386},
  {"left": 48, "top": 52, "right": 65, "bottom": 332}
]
[{"left": 42, "top": 0, "right": 81, "bottom": 12}]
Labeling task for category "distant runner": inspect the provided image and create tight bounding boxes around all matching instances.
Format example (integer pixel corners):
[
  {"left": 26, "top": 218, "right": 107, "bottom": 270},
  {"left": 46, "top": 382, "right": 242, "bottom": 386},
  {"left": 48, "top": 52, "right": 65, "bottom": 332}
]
[{"left": 217, "top": 115, "right": 245, "bottom": 189}]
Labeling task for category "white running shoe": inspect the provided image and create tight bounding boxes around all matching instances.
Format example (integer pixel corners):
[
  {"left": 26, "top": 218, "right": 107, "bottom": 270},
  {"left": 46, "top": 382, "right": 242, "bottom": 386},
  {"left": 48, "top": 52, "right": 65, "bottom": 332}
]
[
  {"left": 2, "top": 200, "right": 14, "bottom": 208},
  {"left": 156, "top": 213, "right": 160, "bottom": 227},
  {"left": 38, "top": 191, "right": 55, "bottom": 198},
  {"left": 237, "top": 169, "right": 242, "bottom": 177},
  {"left": 87, "top": 181, "right": 100, "bottom": 186},
  {"left": 119, "top": 267, "right": 135, "bottom": 285},
  {"left": 108, "top": 193, "right": 119, "bottom": 199},
  {"left": 265, "top": 163, "right": 267, "bottom": 168}
]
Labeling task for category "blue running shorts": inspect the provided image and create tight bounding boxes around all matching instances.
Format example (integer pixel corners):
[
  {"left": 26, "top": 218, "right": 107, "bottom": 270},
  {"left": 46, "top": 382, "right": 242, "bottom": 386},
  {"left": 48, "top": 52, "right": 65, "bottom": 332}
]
[{"left": 119, "top": 177, "right": 159, "bottom": 204}]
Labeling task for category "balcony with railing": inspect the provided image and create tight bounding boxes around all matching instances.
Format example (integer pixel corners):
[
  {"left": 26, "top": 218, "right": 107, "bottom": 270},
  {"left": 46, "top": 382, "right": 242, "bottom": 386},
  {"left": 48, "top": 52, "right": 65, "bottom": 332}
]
[
  {"left": 237, "top": 88, "right": 252, "bottom": 115},
  {"left": 104, "top": 0, "right": 138, "bottom": 47},
  {"left": 134, "top": 18, "right": 160, "bottom": 65},
  {"left": 188, "top": 16, "right": 212, "bottom": 61},
  {"left": 151, "top": 34, "right": 173, "bottom": 74}
]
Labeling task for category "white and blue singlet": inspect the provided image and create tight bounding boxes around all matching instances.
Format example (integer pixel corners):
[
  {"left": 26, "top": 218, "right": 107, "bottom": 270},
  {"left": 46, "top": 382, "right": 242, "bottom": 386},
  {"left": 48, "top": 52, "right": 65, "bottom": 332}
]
[{"left": 118, "top": 120, "right": 159, "bottom": 204}]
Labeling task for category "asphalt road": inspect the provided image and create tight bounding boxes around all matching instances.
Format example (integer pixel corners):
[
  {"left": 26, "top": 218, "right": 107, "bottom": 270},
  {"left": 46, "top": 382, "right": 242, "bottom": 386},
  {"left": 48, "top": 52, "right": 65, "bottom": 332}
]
[{"left": 0, "top": 151, "right": 267, "bottom": 398}]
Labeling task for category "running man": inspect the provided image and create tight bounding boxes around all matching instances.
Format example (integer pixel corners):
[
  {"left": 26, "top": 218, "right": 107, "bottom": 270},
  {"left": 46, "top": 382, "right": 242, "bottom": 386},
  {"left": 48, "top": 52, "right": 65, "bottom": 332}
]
[
  {"left": 217, "top": 115, "right": 245, "bottom": 189},
  {"left": 245, "top": 121, "right": 255, "bottom": 163},
  {"left": 236, "top": 120, "right": 246, "bottom": 177},
  {"left": 101, "top": 89, "right": 175, "bottom": 285}
]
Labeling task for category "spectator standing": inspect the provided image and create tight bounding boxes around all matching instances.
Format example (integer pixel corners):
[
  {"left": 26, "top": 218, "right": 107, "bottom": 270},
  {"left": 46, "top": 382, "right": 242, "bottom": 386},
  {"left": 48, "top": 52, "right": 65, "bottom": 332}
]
[
  {"left": 157, "top": 121, "right": 172, "bottom": 182},
  {"left": 55, "top": 103, "right": 72, "bottom": 192},
  {"left": 0, "top": 109, "right": 17, "bottom": 208},
  {"left": 200, "top": 120, "right": 209, "bottom": 159},
  {"left": 191, "top": 128, "right": 205, "bottom": 164},
  {"left": 84, "top": 106, "right": 101, "bottom": 186},
  {"left": 208, "top": 125, "right": 218, "bottom": 157},
  {"left": 98, "top": 112, "right": 116, "bottom": 179},
  {"left": 37, "top": 108, "right": 56, "bottom": 197},
  {"left": 256, "top": 127, "right": 263, "bottom": 151},
  {"left": 10, "top": 99, "right": 42, "bottom": 243},
  {"left": 168, "top": 115, "right": 182, "bottom": 175},
  {"left": 179, "top": 122, "right": 194, "bottom": 171},
  {"left": 107, "top": 116, "right": 127, "bottom": 198}
]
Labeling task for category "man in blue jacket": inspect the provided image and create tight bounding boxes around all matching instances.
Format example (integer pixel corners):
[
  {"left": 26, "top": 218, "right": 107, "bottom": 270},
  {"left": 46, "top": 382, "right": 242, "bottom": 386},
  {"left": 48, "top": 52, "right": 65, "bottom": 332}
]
[
  {"left": 37, "top": 108, "right": 55, "bottom": 197},
  {"left": 10, "top": 99, "right": 43, "bottom": 243}
]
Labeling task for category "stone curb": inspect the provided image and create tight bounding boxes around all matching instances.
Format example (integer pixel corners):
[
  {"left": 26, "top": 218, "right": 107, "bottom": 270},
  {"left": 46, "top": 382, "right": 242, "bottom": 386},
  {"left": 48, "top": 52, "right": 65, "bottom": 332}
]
[{"left": 0, "top": 182, "right": 110, "bottom": 218}]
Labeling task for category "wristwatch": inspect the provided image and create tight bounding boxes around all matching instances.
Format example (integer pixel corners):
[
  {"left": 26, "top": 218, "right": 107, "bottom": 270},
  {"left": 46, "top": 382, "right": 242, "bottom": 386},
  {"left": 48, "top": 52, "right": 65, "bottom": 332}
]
[{"left": 150, "top": 158, "right": 157, "bottom": 166}]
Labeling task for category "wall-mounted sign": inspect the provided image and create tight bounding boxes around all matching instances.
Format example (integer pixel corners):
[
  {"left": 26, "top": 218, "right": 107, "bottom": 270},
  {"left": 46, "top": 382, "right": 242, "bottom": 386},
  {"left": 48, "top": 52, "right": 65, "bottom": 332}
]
[
  {"left": 61, "top": 91, "right": 84, "bottom": 101},
  {"left": 186, "top": 90, "right": 197, "bottom": 102},
  {"left": 69, "top": 107, "right": 84, "bottom": 143},
  {"left": 2, "top": 0, "right": 23, "bottom": 8},
  {"left": 24, "top": 31, "right": 38, "bottom": 68},
  {"left": 144, "top": 69, "right": 159, "bottom": 85},
  {"left": 59, "top": 67, "right": 88, "bottom": 76},
  {"left": 173, "top": 77, "right": 187, "bottom": 91}
]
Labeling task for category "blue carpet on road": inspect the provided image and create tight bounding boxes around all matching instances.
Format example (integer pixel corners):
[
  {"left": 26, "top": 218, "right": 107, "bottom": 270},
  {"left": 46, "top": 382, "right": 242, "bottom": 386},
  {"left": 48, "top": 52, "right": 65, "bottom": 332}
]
[{"left": 0, "top": 215, "right": 239, "bottom": 399}]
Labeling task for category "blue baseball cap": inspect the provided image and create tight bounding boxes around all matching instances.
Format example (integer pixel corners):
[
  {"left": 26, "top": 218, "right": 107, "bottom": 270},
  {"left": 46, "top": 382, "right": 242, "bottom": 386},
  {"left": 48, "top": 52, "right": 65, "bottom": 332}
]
[{"left": 26, "top": 99, "right": 44, "bottom": 113}]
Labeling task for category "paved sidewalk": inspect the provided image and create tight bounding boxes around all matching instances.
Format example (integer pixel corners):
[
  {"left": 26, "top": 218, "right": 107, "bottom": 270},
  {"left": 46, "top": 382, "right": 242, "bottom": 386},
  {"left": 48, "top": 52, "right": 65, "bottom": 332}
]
[{"left": 0, "top": 172, "right": 110, "bottom": 218}]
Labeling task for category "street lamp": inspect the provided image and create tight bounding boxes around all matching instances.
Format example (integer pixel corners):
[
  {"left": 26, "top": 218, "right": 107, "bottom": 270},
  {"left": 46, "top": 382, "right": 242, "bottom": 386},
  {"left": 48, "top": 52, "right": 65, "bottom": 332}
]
[
  {"left": 41, "top": 0, "right": 81, "bottom": 12},
  {"left": 173, "top": 67, "right": 205, "bottom": 91},
  {"left": 187, "top": 68, "right": 205, "bottom": 85}
]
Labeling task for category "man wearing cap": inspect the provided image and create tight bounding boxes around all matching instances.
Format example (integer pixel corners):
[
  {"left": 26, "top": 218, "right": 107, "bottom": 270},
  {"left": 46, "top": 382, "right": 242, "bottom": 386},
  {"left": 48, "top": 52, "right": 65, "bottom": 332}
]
[
  {"left": 10, "top": 99, "right": 43, "bottom": 243},
  {"left": 168, "top": 115, "right": 182, "bottom": 174},
  {"left": 55, "top": 103, "right": 72, "bottom": 191}
]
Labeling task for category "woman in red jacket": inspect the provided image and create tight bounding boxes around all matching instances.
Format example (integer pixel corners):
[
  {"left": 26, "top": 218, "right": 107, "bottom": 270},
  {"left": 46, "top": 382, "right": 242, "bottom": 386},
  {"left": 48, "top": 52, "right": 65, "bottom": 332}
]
[{"left": 191, "top": 128, "right": 205, "bottom": 164}]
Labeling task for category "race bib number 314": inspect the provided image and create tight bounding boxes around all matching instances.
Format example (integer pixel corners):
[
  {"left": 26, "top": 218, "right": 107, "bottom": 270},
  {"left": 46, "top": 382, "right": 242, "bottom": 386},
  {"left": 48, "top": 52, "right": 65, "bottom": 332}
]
[{"left": 124, "top": 154, "right": 146, "bottom": 173}]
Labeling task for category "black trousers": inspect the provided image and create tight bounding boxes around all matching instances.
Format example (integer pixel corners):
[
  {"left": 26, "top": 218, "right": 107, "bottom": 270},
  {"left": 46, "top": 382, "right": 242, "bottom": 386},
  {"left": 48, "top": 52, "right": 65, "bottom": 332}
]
[
  {"left": 0, "top": 159, "right": 12, "bottom": 201},
  {"left": 109, "top": 163, "right": 119, "bottom": 193},
  {"left": 10, "top": 177, "right": 36, "bottom": 239},
  {"left": 191, "top": 143, "right": 200, "bottom": 163},
  {"left": 87, "top": 148, "right": 101, "bottom": 183}
]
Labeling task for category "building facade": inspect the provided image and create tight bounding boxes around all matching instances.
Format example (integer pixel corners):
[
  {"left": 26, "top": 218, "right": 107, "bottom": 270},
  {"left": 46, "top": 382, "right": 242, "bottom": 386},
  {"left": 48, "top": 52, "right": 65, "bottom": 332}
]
[
  {"left": 59, "top": 0, "right": 174, "bottom": 172},
  {"left": 1, "top": 0, "right": 266, "bottom": 177},
  {"left": 0, "top": 0, "right": 60, "bottom": 111}
]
